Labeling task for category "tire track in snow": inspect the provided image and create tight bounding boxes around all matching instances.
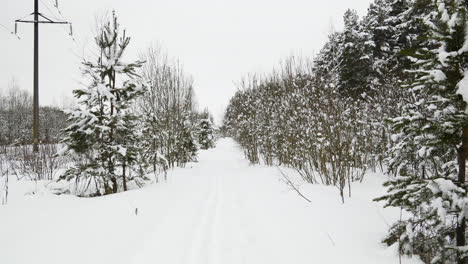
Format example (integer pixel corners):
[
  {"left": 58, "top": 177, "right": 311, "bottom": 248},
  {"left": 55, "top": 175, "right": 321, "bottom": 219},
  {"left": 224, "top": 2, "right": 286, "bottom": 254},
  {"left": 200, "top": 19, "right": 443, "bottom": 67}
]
[
  {"left": 183, "top": 172, "right": 220, "bottom": 264},
  {"left": 228, "top": 172, "right": 249, "bottom": 264},
  {"left": 205, "top": 171, "right": 222, "bottom": 264},
  {"left": 130, "top": 173, "right": 212, "bottom": 264}
]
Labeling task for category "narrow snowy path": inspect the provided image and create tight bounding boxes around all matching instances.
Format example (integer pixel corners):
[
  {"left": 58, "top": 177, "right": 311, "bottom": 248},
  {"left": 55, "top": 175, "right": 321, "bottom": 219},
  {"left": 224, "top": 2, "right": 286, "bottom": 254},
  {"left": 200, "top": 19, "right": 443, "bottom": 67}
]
[{"left": 0, "top": 138, "right": 421, "bottom": 264}]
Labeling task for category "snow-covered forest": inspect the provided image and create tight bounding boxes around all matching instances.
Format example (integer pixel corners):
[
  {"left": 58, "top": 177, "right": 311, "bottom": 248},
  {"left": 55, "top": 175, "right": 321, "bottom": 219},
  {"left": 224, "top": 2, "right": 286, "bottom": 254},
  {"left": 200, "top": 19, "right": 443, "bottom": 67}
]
[
  {"left": 2, "top": 0, "right": 468, "bottom": 263},
  {"left": 223, "top": 0, "right": 468, "bottom": 263}
]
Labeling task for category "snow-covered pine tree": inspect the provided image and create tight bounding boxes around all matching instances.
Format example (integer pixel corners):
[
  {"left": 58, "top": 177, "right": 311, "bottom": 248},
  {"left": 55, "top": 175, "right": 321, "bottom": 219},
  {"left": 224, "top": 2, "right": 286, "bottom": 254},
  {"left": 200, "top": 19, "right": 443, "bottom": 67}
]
[
  {"left": 376, "top": 1, "right": 468, "bottom": 263},
  {"left": 59, "top": 11, "right": 146, "bottom": 196},
  {"left": 357, "top": 0, "right": 414, "bottom": 173},
  {"left": 175, "top": 115, "right": 198, "bottom": 166},
  {"left": 313, "top": 31, "right": 342, "bottom": 89},
  {"left": 112, "top": 82, "right": 147, "bottom": 191},
  {"left": 337, "top": 9, "right": 370, "bottom": 98},
  {"left": 198, "top": 118, "right": 215, "bottom": 150},
  {"left": 139, "top": 113, "right": 168, "bottom": 182}
]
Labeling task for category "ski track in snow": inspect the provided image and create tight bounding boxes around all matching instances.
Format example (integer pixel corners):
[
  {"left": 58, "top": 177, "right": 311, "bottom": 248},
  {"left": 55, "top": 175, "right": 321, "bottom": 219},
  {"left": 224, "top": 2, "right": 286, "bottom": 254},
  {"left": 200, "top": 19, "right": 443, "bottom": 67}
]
[{"left": 0, "top": 138, "right": 422, "bottom": 264}]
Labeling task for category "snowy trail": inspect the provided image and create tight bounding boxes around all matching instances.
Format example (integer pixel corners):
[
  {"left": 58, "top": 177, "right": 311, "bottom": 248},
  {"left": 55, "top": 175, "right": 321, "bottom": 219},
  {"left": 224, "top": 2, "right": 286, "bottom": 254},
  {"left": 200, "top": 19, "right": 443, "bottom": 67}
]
[
  {"left": 132, "top": 139, "right": 252, "bottom": 264},
  {"left": 0, "top": 138, "right": 421, "bottom": 264}
]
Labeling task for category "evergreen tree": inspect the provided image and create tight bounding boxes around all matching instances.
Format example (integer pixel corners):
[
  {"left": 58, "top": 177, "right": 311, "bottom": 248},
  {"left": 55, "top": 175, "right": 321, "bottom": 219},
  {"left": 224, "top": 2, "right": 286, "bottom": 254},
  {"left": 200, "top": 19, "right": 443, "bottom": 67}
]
[
  {"left": 198, "top": 118, "right": 215, "bottom": 150},
  {"left": 377, "top": 1, "right": 468, "bottom": 263},
  {"left": 176, "top": 116, "right": 198, "bottom": 166},
  {"left": 337, "top": 9, "right": 370, "bottom": 98},
  {"left": 59, "top": 12, "right": 145, "bottom": 196}
]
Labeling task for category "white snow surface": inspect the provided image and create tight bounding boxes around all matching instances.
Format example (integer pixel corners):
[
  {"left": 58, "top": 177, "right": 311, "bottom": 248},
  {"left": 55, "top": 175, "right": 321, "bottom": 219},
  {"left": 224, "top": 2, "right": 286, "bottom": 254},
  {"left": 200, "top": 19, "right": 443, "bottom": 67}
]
[{"left": 0, "top": 138, "right": 422, "bottom": 264}]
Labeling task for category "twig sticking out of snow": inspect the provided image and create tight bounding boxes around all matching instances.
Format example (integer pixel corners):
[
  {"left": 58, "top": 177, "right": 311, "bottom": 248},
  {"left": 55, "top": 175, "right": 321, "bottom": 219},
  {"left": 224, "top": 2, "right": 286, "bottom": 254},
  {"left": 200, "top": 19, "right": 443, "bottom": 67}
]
[
  {"left": 276, "top": 167, "right": 311, "bottom": 203},
  {"left": 375, "top": 205, "right": 391, "bottom": 228},
  {"left": 326, "top": 233, "right": 336, "bottom": 247},
  {"left": 276, "top": 167, "right": 340, "bottom": 248}
]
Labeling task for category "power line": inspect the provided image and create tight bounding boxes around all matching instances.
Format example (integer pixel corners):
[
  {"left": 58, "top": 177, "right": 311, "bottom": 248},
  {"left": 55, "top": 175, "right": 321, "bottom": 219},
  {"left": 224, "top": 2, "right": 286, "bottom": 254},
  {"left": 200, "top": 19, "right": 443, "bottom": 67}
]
[
  {"left": 47, "top": 0, "right": 68, "bottom": 21},
  {"left": 41, "top": 0, "right": 99, "bottom": 59},
  {"left": 39, "top": 0, "right": 65, "bottom": 22},
  {"left": 30, "top": 1, "right": 102, "bottom": 71},
  {"left": 44, "top": 0, "right": 103, "bottom": 60},
  {"left": 0, "top": 23, "right": 21, "bottom": 39}
]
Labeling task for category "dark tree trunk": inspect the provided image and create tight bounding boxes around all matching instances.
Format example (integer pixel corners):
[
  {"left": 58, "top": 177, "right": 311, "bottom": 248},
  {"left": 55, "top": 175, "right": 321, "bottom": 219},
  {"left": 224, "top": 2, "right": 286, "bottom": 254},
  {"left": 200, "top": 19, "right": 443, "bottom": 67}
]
[
  {"left": 108, "top": 70, "right": 117, "bottom": 194},
  {"left": 457, "top": 127, "right": 468, "bottom": 264},
  {"left": 122, "top": 160, "right": 127, "bottom": 192},
  {"left": 110, "top": 176, "right": 118, "bottom": 194}
]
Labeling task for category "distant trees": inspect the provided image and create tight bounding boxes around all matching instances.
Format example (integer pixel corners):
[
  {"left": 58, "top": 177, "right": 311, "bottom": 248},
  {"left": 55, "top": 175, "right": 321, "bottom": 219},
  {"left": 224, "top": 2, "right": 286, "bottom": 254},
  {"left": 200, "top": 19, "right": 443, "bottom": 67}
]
[
  {"left": 197, "top": 111, "right": 216, "bottom": 150},
  {"left": 0, "top": 80, "right": 67, "bottom": 146},
  {"left": 0, "top": 82, "right": 70, "bottom": 189}
]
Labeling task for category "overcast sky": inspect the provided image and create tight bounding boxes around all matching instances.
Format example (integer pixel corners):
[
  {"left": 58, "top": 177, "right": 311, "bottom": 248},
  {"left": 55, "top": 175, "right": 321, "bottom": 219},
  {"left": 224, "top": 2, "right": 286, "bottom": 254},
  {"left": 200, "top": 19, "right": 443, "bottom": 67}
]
[{"left": 1, "top": 0, "right": 373, "bottom": 124}]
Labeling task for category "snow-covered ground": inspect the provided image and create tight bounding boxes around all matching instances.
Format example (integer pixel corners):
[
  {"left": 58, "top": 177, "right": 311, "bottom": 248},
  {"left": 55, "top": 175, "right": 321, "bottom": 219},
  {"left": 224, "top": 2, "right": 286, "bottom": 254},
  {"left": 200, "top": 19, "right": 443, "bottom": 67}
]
[{"left": 0, "top": 138, "right": 421, "bottom": 264}]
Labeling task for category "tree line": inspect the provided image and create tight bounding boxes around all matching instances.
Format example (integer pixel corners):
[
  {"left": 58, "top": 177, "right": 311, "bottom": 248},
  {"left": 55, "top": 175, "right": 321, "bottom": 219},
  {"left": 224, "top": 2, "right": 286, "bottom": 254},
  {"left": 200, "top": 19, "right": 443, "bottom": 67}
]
[
  {"left": 223, "top": 0, "right": 468, "bottom": 263},
  {"left": 0, "top": 81, "right": 67, "bottom": 146}
]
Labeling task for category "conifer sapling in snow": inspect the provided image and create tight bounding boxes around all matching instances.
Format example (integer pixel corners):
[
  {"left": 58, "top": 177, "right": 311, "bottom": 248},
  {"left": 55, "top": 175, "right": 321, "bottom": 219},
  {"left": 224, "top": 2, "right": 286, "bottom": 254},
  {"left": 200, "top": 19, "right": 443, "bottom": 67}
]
[{"left": 58, "top": 11, "right": 146, "bottom": 196}]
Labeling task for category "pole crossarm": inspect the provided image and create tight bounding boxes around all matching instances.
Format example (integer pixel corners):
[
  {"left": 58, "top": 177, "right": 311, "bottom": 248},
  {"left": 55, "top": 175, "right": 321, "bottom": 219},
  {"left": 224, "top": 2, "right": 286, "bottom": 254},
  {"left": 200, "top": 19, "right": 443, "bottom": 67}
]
[
  {"left": 16, "top": 20, "right": 70, "bottom": 24},
  {"left": 16, "top": 13, "right": 70, "bottom": 25}
]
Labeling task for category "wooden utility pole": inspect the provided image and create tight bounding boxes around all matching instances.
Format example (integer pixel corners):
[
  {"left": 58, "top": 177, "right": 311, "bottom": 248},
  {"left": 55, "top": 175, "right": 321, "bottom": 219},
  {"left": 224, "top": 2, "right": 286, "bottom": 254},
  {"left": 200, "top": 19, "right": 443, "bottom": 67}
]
[
  {"left": 33, "top": 0, "right": 39, "bottom": 152},
  {"left": 15, "top": 0, "right": 71, "bottom": 152}
]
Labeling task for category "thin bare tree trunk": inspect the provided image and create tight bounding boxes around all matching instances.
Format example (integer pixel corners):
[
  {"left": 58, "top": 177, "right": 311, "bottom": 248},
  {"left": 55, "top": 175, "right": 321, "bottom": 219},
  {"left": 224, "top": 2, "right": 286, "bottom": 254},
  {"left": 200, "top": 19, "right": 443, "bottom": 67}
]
[{"left": 457, "top": 127, "right": 468, "bottom": 264}]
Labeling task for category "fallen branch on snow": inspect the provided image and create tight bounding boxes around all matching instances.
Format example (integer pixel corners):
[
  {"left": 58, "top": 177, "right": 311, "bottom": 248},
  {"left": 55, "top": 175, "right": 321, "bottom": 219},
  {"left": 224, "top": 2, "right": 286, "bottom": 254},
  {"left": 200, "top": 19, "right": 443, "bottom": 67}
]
[{"left": 276, "top": 166, "right": 311, "bottom": 203}]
